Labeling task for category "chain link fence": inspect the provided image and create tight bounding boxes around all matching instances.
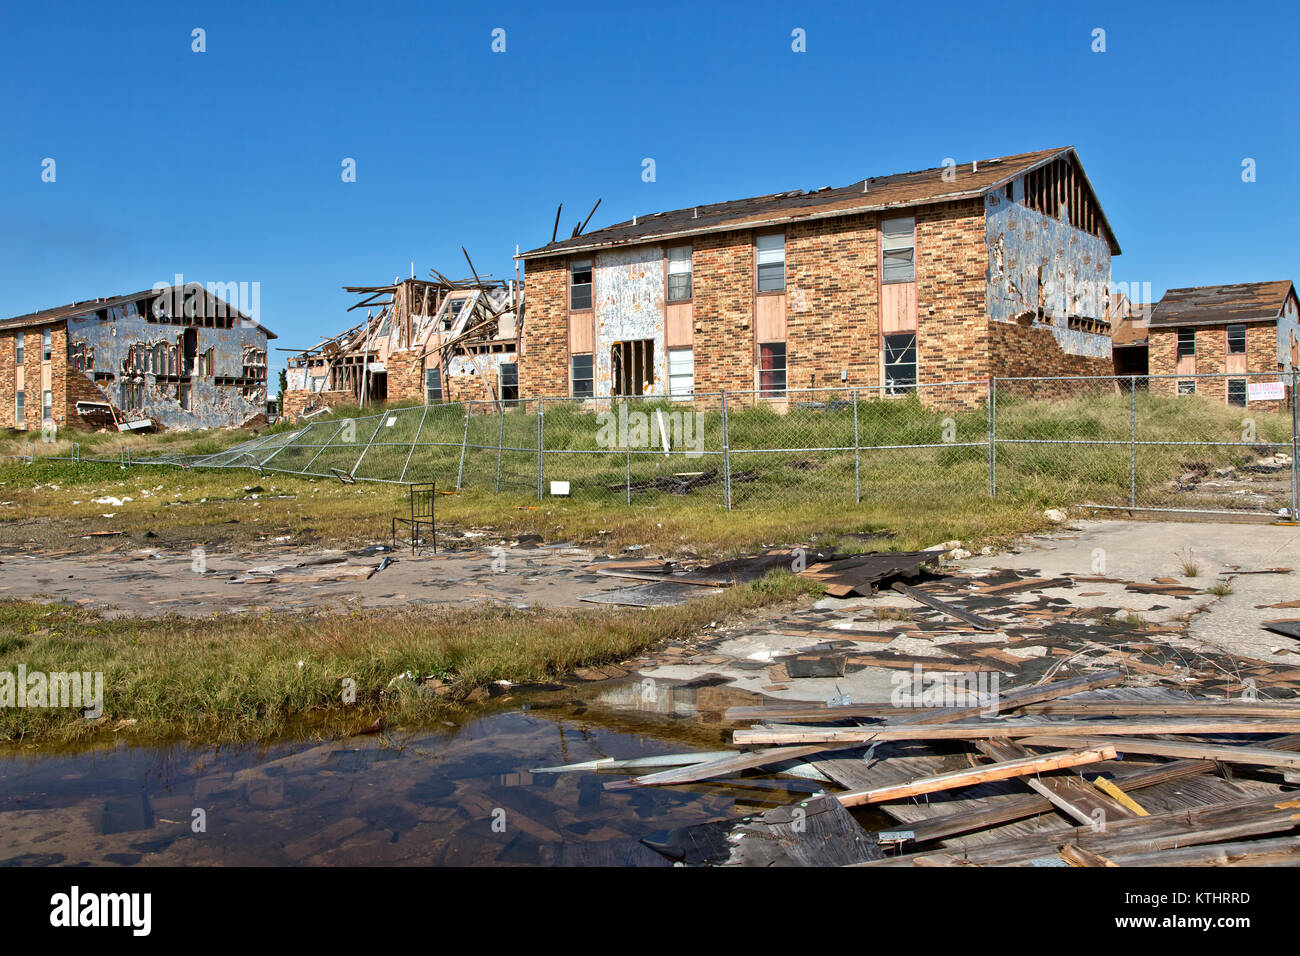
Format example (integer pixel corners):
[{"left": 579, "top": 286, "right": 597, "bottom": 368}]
[{"left": 39, "top": 372, "right": 1300, "bottom": 519}]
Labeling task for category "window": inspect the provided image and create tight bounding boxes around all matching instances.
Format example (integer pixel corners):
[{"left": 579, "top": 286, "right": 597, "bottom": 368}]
[
  {"left": 1227, "top": 379, "right": 1246, "bottom": 407},
  {"left": 1176, "top": 328, "right": 1195, "bottom": 358},
  {"left": 756, "top": 233, "right": 785, "bottom": 292},
  {"left": 42, "top": 329, "right": 52, "bottom": 362},
  {"left": 42, "top": 389, "right": 53, "bottom": 422},
  {"left": 15, "top": 332, "right": 23, "bottom": 366},
  {"left": 570, "top": 353, "right": 594, "bottom": 399},
  {"left": 440, "top": 298, "right": 467, "bottom": 332},
  {"left": 1227, "top": 324, "right": 1246, "bottom": 355},
  {"left": 179, "top": 383, "right": 192, "bottom": 412},
  {"left": 15, "top": 390, "right": 24, "bottom": 426},
  {"left": 570, "top": 259, "right": 593, "bottom": 311},
  {"left": 498, "top": 362, "right": 518, "bottom": 403},
  {"left": 1178, "top": 380, "right": 1196, "bottom": 396},
  {"left": 424, "top": 366, "right": 442, "bottom": 403},
  {"left": 759, "top": 343, "right": 786, "bottom": 395},
  {"left": 611, "top": 340, "right": 654, "bottom": 396},
  {"left": 668, "top": 347, "right": 694, "bottom": 398},
  {"left": 881, "top": 217, "right": 916, "bottom": 284},
  {"left": 884, "top": 333, "right": 918, "bottom": 393},
  {"left": 667, "top": 245, "right": 692, "bottom": 302}
]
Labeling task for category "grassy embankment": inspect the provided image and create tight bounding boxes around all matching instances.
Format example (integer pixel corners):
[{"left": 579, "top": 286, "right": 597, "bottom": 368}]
[{"left": 0, "top": 573, "right": 814, "bottom": 744}]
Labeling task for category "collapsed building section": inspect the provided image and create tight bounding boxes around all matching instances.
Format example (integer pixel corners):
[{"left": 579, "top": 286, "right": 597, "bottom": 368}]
[
  {"left": 0, "top": 283, "right": 275, "bottom": 431},
  {"left": 283, "top": 267, "right": 523, "bottom": 419}
]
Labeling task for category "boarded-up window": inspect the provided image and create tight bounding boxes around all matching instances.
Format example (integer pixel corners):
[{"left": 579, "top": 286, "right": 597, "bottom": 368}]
[
  {"left": 667, "top": 246, "right": 692, "bottom": 302},
  {"left": 881, "top": 217, "right": 916, "bottom": 284},
  {"left": 756, "top": 233, "right": 785, "bottom": 293},
  {"left": 570, "top": 260, "right": 593, "bottom": 311},
  {"left": 884, "top": 332, "right": 917, "bottom": 393},
  {"left": 759, "top": 343, "right": 786, "bottom": 395},
  {"left": 1176, "top": 328, "right": 1196, "bottom": 357},
  {"left": 1227, "top": 324, "right": 1246, "bottom": 354},
  {"left": 570, "top": 353, "right": 594, "bottom": 398},
  {"left": 668, "top": 347, "right": 694, "bottom": 398}
]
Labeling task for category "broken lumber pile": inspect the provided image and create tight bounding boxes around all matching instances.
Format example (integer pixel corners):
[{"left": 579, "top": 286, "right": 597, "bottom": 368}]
[{"left": 556, "top": 669, "right": 1300, "bottom": 866}]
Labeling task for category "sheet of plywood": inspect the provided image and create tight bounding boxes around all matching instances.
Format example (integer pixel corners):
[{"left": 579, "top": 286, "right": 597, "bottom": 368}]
[
  {"left": 755, "top": 293, "right": 786, "bottom": 342},
  {"left": 665, "top": 301, "right": 692, "bottom": 347},
  {"left": 568, "top": 313, "right": 593, "bottom": 353},
  {"left": 881, "top": 281, "right": 917, "bottom": 334}
]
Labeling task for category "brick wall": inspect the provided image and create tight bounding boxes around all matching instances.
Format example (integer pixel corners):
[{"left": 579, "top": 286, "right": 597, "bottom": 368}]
[
  {"left": 283, "top": 388, "right": 353, "bottom": 420},
  {"left": 65, "top": 365, "right": 107, "bottom": 422},
  {"left": 688, "top": 230, "right": 756, "bottom": 395},
  {"left": 915, "top": 200, "right": 990, "bottom": 387},
  {"left": 1149, "top": 322, "right": 1284, "bottom": 408},
  {"left": 385, "top": 349, "right": 426, "bottom": 402},
  {"left": 787, "top": 213, "right": 878, "bottom": 390},
  {"left": 989, "top": 320, "right": 1115, "bottom": 400},
  {"left": 0, "top": 323, "right": 65, "bottom": 430},
  {"left": 518, "top": 256, "right": 569, "bottom": 398}
]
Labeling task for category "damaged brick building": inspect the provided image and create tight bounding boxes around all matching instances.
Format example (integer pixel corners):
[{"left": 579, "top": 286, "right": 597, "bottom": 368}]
[
  {"left": 1146, "top": 280, "right": 1299, "bottom": 409},
  {"left": 517, "top": 146, "right": 1120, "bottom": 405},
  {"left": 283, "top": 273, "right": 523, "bottom": 419},
  {"left": 0, "top": 283, "right": 274, "bottom": 432}
]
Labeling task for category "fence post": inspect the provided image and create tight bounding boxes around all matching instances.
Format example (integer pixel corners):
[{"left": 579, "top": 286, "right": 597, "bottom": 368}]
[
  {"left": 1292, "top": 369, "right": 1299, "bottom": 521},
  {"left": 495, "top": 402, "right": 505, "bottom": 493},
  {"left": 852, "top": 387, "right": 861, "bottom": 503},
  {"left": 624, "top": 399, "right": 632, "bottom": 505},
  {"left": 721, "top": 390, "right": 732, "bottom": 510},
  {"left": 536, "top": 399, "right": 544, "bottom": 501},
  {"left": 455, "top": 402, "right": 471, "bottom": 491},
  {"left": 987, "top": 378, "right": 997, "bottom": 496},
  {"left": 1130, "top": 376, "right": 1137, "bottom": 513}
]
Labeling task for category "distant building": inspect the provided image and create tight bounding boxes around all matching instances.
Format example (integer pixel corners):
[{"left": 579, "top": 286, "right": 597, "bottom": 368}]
[
  {"left": 0, "top": 283, "right": 275, "bottom": 432},
  {"left": 283, "top": 275, "right": 523, "bottom": 419},
  {"left": 517, "top": 146, "right": 1120, "bottom": 406},
  {"left": 1109, "top": 292, "right": 1150, "bottom": 380},
  {"left": 1147, "top": 281, "right": 1298, "bottom": 408}
]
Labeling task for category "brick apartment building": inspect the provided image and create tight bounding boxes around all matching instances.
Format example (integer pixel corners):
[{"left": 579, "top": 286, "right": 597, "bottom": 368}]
[
  {"left": 1147, "top": 280, "right": 1299, "bottom": 408},
  {"left": 0, "top": 283, "right": 275, "bottom": 432},
  {"left": 517, "top": 147, "right": 1120, "bottom": 405}
]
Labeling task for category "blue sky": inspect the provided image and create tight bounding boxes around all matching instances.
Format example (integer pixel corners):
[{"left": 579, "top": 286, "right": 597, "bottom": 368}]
[{"left": 2, "top": 1, "right": 1296, "bottom": 381}]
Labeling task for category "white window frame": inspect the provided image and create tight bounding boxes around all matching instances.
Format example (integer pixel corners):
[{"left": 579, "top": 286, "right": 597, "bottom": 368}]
[
  {"left": 667, "top": 346, "right": 694, "bottom": 399},
  {"left": 881, "top": 217, "right": 916, "bottom": 284},
  {"left": 667, "top": 246, "right": 692, "bottom": 302},
  {"left": 756, "top": 233, "right": 785, "bottom": 293}
]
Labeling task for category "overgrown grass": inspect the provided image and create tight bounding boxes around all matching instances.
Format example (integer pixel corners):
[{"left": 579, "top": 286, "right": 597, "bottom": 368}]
[{"left": 0, "top": 572, "right": 821, "bottom": 744}]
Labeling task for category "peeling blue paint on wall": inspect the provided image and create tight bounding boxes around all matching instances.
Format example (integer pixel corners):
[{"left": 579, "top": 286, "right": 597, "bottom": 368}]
[
  {"left": 67, "top": 309, "right": 269, "bottom": 429},
  {"left": 985, "top": 190, "right": 1112, "bottom": 360},
  {"left": 593, "top": 245, "right": 665, "bottom": 396}
]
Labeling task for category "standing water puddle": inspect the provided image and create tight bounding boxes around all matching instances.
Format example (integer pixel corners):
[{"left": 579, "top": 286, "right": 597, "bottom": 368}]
[{"left": 0, "top": 681, "right": 815, "bottom": 866}]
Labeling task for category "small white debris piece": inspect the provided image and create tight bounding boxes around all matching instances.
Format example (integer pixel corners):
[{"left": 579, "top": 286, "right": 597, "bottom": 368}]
[{"left": 1043, "top": 508, "right": 1068, "bottom": 523}]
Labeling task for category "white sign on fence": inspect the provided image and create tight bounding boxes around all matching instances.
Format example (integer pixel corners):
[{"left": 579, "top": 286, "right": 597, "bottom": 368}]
[{"left": 1247, "top": 381, "right": 1286, "bottom": 402}]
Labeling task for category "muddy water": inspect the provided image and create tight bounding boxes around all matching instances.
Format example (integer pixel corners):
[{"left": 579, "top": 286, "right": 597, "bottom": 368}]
[{"left": 0, "top": 681, "right": 818, "bottom": 866}]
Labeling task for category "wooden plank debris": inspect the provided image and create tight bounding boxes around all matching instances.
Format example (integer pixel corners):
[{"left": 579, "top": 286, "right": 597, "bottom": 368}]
[{"left": 835, "top": 746, "right": 1117, "bottom": 808}]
